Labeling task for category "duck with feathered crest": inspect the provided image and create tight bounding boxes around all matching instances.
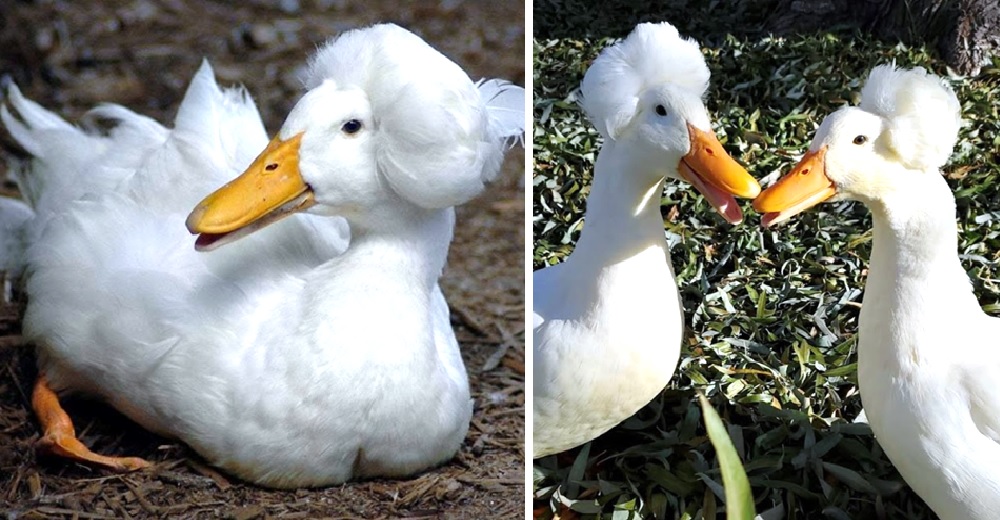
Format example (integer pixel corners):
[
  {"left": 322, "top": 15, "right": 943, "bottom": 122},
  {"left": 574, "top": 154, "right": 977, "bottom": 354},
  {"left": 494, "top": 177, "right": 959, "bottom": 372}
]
[
  {"left": 532, "top": 22, "right": 760, "bottom": 458},
  {"left": 0, "top": 23, "right": 524, "bottom": 488},
  {"left": 755, "top": 64, "right": 1000, "bottom": 519}
]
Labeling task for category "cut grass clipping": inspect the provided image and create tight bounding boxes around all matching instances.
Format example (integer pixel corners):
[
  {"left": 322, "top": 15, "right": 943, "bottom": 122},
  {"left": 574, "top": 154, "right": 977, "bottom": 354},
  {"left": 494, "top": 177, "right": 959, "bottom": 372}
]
[{"left": 699, "top": 392, "right": 756, "bottom": 520}]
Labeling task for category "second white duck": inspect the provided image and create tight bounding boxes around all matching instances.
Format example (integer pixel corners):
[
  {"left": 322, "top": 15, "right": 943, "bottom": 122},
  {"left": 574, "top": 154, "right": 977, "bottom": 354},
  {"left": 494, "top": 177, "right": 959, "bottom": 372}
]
[
  {"left": 755, "top": 64, "right": 1000, "bottom": 519},
  {"left": 532, "top": 22, "right": 760, "bottom": 458}
]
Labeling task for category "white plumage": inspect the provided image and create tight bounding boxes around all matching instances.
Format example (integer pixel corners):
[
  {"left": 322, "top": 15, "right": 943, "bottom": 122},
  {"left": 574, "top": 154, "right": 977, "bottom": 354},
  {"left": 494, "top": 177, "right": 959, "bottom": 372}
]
[
  {"left": 478, "top": 78, "right": 527, "bottom": 149},
  {"left": 0, "top": 197, "right": 32, "bottom": 278},
  {"left": 300, "top": 24, "right": 521, "bottom": 209},
  {"left": 532, "top": 22, "right": 759, "bottom": 458},
  {"left": 580, "top": 22, "right": 710, "bottom": 140},
  {"left": 756, "top": 64, "right": 1000, "bottom": 520},
  {"left": 859, "top": 64, "right": 962, "bottom": 171},
  {"left": 1, "top": 23, "right": 524, "bottom": 488}
]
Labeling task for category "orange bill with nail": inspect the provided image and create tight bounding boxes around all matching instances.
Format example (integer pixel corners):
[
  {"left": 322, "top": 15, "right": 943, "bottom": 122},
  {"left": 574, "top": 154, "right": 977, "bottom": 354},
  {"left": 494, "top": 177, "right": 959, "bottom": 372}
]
[{"left": 186, "top": 133, "right": 316, "bottom": 251}]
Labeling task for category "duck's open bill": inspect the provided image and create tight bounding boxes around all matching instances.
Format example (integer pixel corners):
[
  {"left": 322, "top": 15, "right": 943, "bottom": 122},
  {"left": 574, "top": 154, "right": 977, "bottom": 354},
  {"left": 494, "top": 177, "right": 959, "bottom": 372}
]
[
  {"left": 676, "top": 124, "right": 761, "bottom": 224},
  {"left": 186, "top": 133, "right": 316, "bottom": 251},
  {"left": 754, "top": 146, "right": 836, "bottom": 227}
]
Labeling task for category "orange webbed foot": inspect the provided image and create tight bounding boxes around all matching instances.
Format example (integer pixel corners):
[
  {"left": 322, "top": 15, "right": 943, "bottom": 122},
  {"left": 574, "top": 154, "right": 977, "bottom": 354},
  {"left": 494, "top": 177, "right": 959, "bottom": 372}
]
[{"left": 32, "top": 374, "right": 151, "bottom": 472}]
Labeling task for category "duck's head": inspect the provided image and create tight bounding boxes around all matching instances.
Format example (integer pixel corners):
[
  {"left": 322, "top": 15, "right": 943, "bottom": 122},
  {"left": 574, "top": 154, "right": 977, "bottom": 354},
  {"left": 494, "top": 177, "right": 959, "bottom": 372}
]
[
  {"left": 186, "top": 23, "right": 519, "bottom": 251},
  {"left": 754, "top": 64, "right": 962, "bottom": 227},
  {"left": 581, "top": 22, "right": 760, "bottom": 224}
]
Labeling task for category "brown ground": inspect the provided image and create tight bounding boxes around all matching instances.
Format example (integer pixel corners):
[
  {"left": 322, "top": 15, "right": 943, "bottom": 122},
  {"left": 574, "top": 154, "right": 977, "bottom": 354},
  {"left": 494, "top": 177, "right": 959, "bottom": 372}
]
[{"left": 0, "top": 1, "right": 525, "bottom": 518}]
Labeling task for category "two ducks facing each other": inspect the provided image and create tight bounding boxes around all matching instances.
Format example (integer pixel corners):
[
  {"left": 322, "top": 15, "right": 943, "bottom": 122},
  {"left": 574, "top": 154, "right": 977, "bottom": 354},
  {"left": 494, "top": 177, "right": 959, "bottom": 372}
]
[
  {"left": 533, "top": 22, "right": 1000, "bottom": 520},
  {"left": 0, "top": 23, "right": 524, "bottom": 488}
]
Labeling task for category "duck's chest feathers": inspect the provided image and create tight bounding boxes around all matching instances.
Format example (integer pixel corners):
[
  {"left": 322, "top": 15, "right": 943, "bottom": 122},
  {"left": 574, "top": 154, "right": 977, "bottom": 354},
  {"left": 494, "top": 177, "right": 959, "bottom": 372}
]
[
  {"left": 255, "top": 244, "right": 440, "bottom": 380},
  {"left": 590, "top": 242, "right": 680, "bottom": 334},
  {"left": 544, "top": 242, "right": 683, "bottom": 412}
]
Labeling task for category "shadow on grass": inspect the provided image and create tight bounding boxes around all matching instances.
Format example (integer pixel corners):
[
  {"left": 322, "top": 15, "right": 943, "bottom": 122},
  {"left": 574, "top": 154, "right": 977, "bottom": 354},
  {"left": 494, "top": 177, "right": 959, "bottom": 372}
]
[
  {"left": 532, "top": 0, "right": 950, "bottom": 64},
  {"left": 534, "top": 0, "right": 819, "bottom": 43}
]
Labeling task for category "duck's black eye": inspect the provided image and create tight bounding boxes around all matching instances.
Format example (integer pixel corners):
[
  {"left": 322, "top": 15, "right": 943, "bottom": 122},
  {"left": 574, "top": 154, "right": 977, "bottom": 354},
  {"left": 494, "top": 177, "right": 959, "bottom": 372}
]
[
  {"left": 655, "top": 104, "right": 667, "bottom": 117},
  {"left": 853, "top": 135, "right": 868, "bottom": 145},
  {"left": 342, "top": 119, "right": 363, "bottom": 134}
]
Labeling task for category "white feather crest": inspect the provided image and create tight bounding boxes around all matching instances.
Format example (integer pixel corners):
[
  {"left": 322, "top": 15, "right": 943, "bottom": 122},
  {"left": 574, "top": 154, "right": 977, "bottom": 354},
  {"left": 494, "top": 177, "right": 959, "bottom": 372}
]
[
  {"left": 580, "top": 22, "right": 709, "bottom": 140},
  {"left": 477, "top": 79, "right": 526, "bottom": 148},
  {"left": 303, "top": 24, "right": 517, "bottom": 209},
  {"left": 860, "top": 64, "right": 962, "bottom": 171}
]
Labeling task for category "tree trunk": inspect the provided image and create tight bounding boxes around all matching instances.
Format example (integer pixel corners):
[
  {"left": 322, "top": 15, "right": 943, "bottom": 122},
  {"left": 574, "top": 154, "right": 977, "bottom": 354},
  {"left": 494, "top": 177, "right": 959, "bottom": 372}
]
[
  {"left": 941, "top": 0, "right": 1000, "bottom": 76},
  {"left": 767, "top": 0, "right": 999, "bottom": 76}
]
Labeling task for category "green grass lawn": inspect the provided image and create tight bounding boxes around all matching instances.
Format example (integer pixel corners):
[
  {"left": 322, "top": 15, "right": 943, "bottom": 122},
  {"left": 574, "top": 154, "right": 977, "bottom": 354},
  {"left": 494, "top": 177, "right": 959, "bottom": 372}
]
[{"left": 532, "top": 1, "right": 1000, "bottom": 518}]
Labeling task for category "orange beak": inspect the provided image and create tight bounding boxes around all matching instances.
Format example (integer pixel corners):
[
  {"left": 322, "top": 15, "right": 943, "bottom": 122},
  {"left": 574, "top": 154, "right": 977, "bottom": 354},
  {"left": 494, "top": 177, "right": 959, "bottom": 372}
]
[
  {"left": 676, "top": 124, "right": 761, "bottom": 224},
  {"left": 753, "top": 146, "right": 836, "bottom": 227},
  {"left": 186, "top": 133, "right": 316, "bottom": 251}
]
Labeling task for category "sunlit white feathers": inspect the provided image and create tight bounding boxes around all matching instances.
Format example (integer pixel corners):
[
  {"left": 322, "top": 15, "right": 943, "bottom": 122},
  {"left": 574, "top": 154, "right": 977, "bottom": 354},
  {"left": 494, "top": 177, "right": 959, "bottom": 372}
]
[
  {"left": 859, "top": 64, "right": 962, "bottom": 171},
  {"left": 580, "top": 22, "right": 709, "bottom": 140}
]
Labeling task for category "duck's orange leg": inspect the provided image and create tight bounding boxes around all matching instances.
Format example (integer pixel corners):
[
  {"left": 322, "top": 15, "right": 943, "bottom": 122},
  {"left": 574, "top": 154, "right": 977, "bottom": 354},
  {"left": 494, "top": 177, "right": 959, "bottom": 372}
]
[{"left": 32, "top": 374, "right": 150, "bottom": 471}]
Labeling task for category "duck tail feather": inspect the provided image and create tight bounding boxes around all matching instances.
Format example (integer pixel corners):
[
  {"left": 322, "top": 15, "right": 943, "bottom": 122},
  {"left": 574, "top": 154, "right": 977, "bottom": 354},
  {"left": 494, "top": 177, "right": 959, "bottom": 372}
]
[
  {"left": 1, "top": 83, "right": 76, "bottom": 158},
  {"left": 0, "top": 195, "right": 34, "bottom": 280},
  {"left": 82, "top": 103, "right": 169, "bottom": 143},
  {"left": 1, "top": 82, "right": 106, "bottom": 210},
  {"left": 173, "top": 60, "right": 268, "bottom": 176}
]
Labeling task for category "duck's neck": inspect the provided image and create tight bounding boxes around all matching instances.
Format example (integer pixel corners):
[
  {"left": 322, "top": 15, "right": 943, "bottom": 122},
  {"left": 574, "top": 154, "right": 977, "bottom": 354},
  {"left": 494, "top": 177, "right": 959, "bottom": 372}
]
[
  {"left": 573, "top": 140, "right": 669, "bottom": 265},
  {"left": 322, "top": 200, "right": 453, "bottom": 289},
  {"left": 277, "top": 200, "right": 454, "bottom": 384},
  {"left": 861, "top": 172, "right": 980, "bottom": 362}
]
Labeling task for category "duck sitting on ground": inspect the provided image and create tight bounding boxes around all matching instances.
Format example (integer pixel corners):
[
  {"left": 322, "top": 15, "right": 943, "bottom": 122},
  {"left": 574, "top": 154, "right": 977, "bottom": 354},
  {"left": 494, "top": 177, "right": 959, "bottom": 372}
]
[
  {"left": 532, "top": 22, "right": 760, "bottom": 458},
  {"left": 0, "top": 23, "right": 524, "bottom": 488},
  {"left": 754, "top": 64, "right": 1000, "bottom": 519}
]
